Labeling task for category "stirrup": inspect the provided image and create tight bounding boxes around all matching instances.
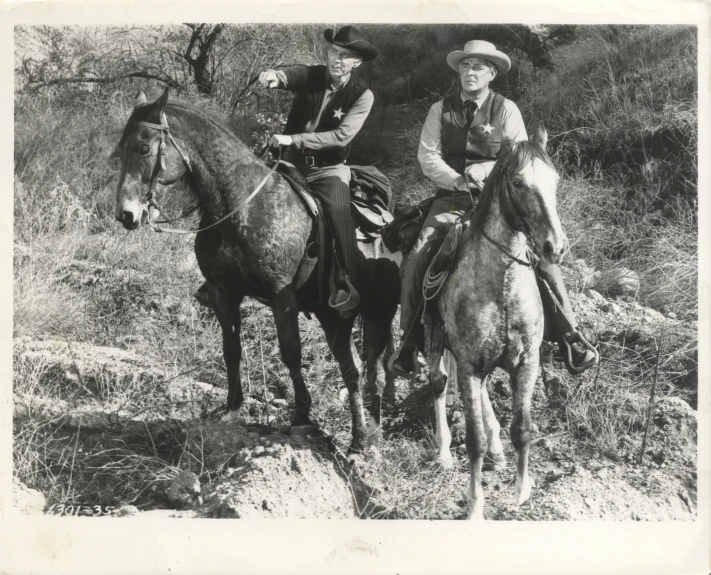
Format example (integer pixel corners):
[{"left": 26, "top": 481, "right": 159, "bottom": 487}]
[
  {"left": 560, "top": 330, "right": 599, "bottom": 374},
  {"left": 387, "top": 345, "right": 419, "bottom": 379},
  {"left": 328, "top": 273, "right": 360, "bottom": 313}
]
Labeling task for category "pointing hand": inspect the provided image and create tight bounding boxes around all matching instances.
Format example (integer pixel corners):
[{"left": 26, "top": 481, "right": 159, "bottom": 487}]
[{"left": 258, "top": 70, "right": 280, "bottom": 89}]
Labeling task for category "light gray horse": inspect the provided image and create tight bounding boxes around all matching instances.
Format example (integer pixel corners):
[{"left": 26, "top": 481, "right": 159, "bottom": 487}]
[{"left": 424, "top": 125, "right": 566, "bottom": 519}]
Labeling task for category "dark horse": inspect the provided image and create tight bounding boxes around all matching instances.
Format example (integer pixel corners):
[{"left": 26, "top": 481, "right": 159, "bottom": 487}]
[{"left": 115, "top": 89, "right": 400, "bottom": 453}]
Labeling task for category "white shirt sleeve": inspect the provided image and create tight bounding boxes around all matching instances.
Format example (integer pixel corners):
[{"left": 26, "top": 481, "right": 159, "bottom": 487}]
[{"left": 417, "top": 100, "right": 462, "bottom": 191}]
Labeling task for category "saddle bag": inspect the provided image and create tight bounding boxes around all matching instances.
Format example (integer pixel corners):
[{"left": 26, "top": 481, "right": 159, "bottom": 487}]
[{"left": 381, "top": 196, "right": 436, "bottom": 255}]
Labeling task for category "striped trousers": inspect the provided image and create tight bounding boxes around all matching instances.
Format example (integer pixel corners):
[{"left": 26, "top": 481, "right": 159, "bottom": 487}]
[{"left": 304, "top": 165, "right": 358, "bottom": 283}]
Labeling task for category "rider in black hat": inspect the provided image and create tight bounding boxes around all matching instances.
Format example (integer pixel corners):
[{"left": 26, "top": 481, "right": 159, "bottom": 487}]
[{"left": 259, "top": 25, "right": 378, "bottom": 313}]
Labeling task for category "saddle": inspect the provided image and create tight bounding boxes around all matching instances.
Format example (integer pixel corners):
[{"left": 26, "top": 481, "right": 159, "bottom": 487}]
[{"left": 272, "top": 161, "right": 393, "bottom": 302}]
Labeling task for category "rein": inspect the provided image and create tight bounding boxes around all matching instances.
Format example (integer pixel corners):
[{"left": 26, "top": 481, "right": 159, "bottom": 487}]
[
  {"left": 137, "top": 113, "right": 281, "bottom": 235},
  {"left": 480, "top": 228, "right": 535, "bottom": 268},
  {"left": 480, "top": 166, "right": 537, "bottom": 268}
]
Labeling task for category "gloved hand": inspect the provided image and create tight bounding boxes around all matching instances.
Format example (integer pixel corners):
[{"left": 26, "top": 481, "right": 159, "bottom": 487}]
[
  {"left": 267, "top": 134, "right": 294, "bottom": 149},
  {"left": 258, "top": 70, "right": 281, "bottom": 89}
]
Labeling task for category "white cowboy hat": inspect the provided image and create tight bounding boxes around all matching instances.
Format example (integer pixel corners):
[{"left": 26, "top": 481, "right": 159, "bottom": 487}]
[{"left": 446, "top": 40, "right": 511, "bottom": 74}]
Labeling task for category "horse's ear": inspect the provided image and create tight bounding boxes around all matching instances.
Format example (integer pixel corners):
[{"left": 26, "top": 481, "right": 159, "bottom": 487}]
[
  {"left": 156, "top": 88, "right": 170, "bottom": 116},
  {"left": 134, "top": 90, "right": 147, "bottom": 108},
  {"left": 531, "top": 123, "right": 548, "bottom": 150}
]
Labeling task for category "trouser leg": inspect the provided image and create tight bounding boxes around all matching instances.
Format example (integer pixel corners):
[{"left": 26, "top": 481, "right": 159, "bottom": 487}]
[
  {"left": 307, "top": 176, "right": 359, "bottom": 283},
  {"left": 399, "top": 238, "right": 440, "bottom": 340}
]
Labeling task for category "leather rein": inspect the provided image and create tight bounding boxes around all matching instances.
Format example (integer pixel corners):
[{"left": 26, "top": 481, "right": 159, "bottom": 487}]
[{"left": 136, "top": 113, "right": 280, "bottom": 235}]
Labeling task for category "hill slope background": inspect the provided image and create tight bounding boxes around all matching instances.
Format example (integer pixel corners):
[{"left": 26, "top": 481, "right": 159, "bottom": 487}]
[{"left": 12, "top": 24, "right": 698, "bottom": 520}]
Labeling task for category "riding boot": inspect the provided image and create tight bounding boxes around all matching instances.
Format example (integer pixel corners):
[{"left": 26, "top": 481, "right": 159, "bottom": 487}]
[
  {"left": 538, "top": 261, "right": 598, "bottom": 374},
  {"left": 389, "top": 239, "right": 439, "bottom": 377}
]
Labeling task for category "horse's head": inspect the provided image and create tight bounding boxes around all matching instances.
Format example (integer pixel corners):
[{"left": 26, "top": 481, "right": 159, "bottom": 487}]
[
  {"left": 499, "top": 125, "right": 568, "bottom": 264},
  {"left": 115, "top": 89, "right": 190, "bottom": 230}
]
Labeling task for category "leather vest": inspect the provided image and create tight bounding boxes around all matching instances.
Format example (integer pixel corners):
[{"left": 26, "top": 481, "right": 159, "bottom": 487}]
[
  {"left": 283, "top": 65, "right": 368, "bottom": 165},
  {"left": 441, "top": 90, "right": 506, "bottom": 175}
]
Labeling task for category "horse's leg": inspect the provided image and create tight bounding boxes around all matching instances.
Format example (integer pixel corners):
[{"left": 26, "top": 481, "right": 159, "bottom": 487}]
[
  {"left": 270, "top": 286, "right": 312, "bottom": 425},
  {"left": 361, "top": 314, "right": 392, "bottom": 449},
  {"left": 482, "top": 384, "right": 507, "bottom": 471},
  {"left": 316, "top": 310, "right": 367, "bottom": 454},
  {"left": 510, "top": 354, "right": 539, "bottom": 507},
  {"left": 457, "top": 362, "right": 488, "bottom": 520},
  {"left": 425, "top": 328, "right": 452, "bottom": 469},
  {"left": 206, "top": 283, "right": 244, "bottom": 419}
]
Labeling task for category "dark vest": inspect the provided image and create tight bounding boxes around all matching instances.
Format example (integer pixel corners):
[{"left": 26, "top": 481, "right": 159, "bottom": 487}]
[
  {"left": 283, "top": 65, "right": 368, "bottom": 165},
  {"left": 441, "top": 90, "right": 506, "bottom": 175}
]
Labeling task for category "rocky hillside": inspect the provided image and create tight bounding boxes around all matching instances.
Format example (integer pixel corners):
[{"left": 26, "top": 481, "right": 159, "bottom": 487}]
[{"left": 13, "top": 242, "right": 697, "bottom": 520}]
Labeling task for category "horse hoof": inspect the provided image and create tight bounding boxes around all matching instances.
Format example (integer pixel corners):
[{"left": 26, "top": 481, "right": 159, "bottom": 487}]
[
  {"left": 514, "top": 481, "right": 532, "bottom": 507},
  {"left": 483, "top": 453, "right": 507, "bottom": 471},
  {"left": 438, "top": 451, "right": 454, "bottom": 470},
  {"left": 466, "top": 507, "right": 485, "bottom": 521}
]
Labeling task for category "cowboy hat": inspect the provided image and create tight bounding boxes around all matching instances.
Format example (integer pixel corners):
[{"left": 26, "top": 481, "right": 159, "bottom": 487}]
[
  {"left": 446, "top": 40, "right": 511, "bottom": 74},
  {"left": 324, "top": 26, "right": 378, "bottom": 61}
]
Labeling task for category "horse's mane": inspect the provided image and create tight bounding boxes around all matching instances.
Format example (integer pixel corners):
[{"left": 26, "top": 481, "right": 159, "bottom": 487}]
[
  {"left": 118, "top": 99, "right": 255, "bottom": 160},
  {"left": 469, "top": 139, "right": 555, "bottom": 233}
]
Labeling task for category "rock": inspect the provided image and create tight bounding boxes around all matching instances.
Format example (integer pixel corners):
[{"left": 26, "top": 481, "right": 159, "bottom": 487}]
[
  {"left": 667, "top": 312, "right": 677, "bottom": 319},
  {"left": 603, "top": 448, "right": 620, "bottom": 462},
  {"left": 545, "top": 470, "right": 563, "bottom": 483},
  {"left": 13, "top": 479, "right": 46, "bottom": 514},
  {"left": 564, "top": 259, "right": 596, "bottom": 291},
  {"left": 585, "top": 289, "right": 607, "bottom": 305},
  {"left": 205, "top": 443, "right": 353, "bottom": 518},
  {"left": 167, "top": 470, "right": 201, "bottom": 509},
  {"left": 592, "top": 267, "right": 640, "bottom": 298},
  {"left": 642, "top": 307, "right": 666, "bottom": 322},
  {"left": 13, "top": 337, "right": 225, "bottom": 424},
  {"left": 601, "top": 301, "right": 622, "bottom": 314}
]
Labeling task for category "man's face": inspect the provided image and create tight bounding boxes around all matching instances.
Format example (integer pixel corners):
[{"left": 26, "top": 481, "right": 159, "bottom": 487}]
[
  {"left": 327, "top": 44, "right": 362, "bottom": 80},
  {"left": 459, "top": 57, "right": 496, "bottom": 94}
]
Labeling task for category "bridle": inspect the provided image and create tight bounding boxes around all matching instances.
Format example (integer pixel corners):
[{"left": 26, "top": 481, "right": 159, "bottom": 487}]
[
  {"left": 136, "top": 112, "right": 193, "bottom": 219},
  {"left": 134, "top": 112, "right": 281, "bottom": 235},
  {"left": 479, "top": 160, "right": 540, "bottom": 269}
]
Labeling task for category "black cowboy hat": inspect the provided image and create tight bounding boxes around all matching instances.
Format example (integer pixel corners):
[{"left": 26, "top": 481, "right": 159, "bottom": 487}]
[{"left": 324, "top": 26, "right": 377, "bottom": 61}]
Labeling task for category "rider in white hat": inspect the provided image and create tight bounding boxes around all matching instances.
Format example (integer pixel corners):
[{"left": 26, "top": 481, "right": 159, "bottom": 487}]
[{"left": 389, "top": 40, "right": 598, "bottom": 377}]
